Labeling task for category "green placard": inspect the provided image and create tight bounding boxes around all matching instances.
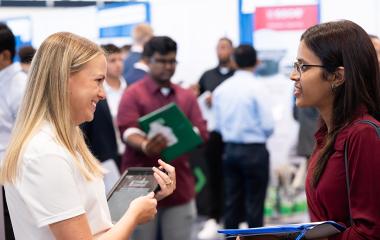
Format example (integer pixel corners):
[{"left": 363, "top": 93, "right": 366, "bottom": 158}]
[{"left": 138, "top": 103, "right": 203, "bottom": 162}]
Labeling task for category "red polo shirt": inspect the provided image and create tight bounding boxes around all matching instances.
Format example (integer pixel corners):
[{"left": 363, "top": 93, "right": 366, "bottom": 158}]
[
  {"left": 306, "top": 110, "right": 380, "bottom": 239},
  {"left": 117, "top": 75, "right": 208, "bottom": 208}
]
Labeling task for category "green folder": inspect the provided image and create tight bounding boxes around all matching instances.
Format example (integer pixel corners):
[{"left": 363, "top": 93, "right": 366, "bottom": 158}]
[{"left": 138, "top": 103, "right": 203, "bottom": 162}]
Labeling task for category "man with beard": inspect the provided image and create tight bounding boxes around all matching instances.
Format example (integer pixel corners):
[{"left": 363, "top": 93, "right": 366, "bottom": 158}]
[
  {"left": 117, "top": 36, "right": 208, "bottom": 240},
  {"left": 198, "top": 37, "right": 235, "bottom": 96}
]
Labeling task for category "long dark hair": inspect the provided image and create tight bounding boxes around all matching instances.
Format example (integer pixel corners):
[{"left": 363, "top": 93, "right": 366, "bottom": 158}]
[{"left": 301, "top": 20, "right": 380, "bottom": 187}]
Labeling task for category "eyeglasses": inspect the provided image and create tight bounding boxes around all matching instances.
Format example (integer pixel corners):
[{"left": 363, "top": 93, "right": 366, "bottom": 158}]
[
  {"left": 293, "top": 62, "right": 326, "bottom": 79},
  {"left": 151, "top": 58, "right": 178, "bottom": 66}
]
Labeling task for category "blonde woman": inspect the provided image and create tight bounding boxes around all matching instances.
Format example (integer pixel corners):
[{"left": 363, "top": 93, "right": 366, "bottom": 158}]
[{"left": 0, "top": 32, "right": 176, "bottom": 239}]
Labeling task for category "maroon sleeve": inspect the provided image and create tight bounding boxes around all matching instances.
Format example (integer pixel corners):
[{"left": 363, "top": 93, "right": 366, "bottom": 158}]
[
  {"left": 116, "top": 87, "right": 141, "bottom": 139},
  {"left": 331, "top": 124, "right": 380, "bottom": 239}
]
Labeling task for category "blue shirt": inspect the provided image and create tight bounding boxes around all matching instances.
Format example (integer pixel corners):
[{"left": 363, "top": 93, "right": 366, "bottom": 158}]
[
  {"left": 0, "top": 63, "right": 27, "bottom": 161},
  {"left": 124, "top": 66, "right": 147, "bottom": 86},
  {"left": 213, "top": 70, "right": 274, "bottom": 143},
  {"left": 122, "top": 51, "right": 141, "bottom": 80}
]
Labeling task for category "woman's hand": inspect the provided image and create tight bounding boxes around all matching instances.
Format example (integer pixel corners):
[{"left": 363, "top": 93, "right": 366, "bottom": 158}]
[
  {"left": 96, "top": 192, "right": 157, "bottom": 239},
  {"left": 153, "top": 159, "right": 176, "bottom": 201},
  {"left": 126, "top": 192, "right": 157, "bottom": 225}
]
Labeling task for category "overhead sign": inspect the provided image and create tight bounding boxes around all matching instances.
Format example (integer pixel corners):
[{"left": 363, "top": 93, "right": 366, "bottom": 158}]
[
  {"left": 97, "top": 2, "right": 150, "bottom": 45},
  {"left": 255, "top": 5, "right": 318, "bottom": 31}
]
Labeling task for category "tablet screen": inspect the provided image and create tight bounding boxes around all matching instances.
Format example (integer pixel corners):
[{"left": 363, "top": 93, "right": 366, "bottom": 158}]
[{"left": 107, "top": 167, "right": 158, "bottom": 223}]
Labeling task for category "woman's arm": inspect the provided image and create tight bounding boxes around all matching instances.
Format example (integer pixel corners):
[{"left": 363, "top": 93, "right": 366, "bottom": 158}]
[
  {"left": 49, "top": 214, "right": 93, "bottom": 240},
  {"left": 50, "top": 193, "right": 157, "bottom": 240},
  {"left": 96, "top": 192, "right": 157, "bottom": 240},
  {"left": 49, "top": 160, "right": 176, "bottom": 240}
]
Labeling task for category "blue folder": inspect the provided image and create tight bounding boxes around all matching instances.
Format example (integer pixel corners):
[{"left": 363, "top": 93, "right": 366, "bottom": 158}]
[{"left": 218, "top": 221, "right": 345, "bottom": 240}]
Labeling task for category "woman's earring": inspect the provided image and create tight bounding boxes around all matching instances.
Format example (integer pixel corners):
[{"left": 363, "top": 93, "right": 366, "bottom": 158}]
[{"left": 330, "top": 83, "right": 336, "bottom": 93}]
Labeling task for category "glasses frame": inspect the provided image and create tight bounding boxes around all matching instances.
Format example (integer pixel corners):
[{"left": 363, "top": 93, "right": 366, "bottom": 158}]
[
  {"left": 293, "top": 62, "right": 326, "bottom": 78},
  {"left": 150, "top": 57, "right": 178, "bottom": 66}
]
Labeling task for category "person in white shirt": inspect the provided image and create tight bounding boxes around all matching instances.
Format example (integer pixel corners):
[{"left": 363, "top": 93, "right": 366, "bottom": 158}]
[
  {"left": 0, "top": 23, "right": 27, "bottom": 162},
  {"left": 102, "top": 43, "right": 127, "bottom": 158},
  {"left": 101, "top": 44, "right": 127, "bottom": 119},
  {"left": 0, "top": 31, "right": 176, "bottom": 240},
  {"left": 0, "top": 22, "right": 28, "bottom": 240}
]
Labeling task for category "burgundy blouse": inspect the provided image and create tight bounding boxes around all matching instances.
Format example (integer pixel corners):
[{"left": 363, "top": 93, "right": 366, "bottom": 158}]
[{"left": 306, "top": 110, "right": 380, "bottom": 239}]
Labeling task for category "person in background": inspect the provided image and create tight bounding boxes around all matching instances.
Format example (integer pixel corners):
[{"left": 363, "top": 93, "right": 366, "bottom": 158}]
[
  {"left": 213, "top": 44, "right": 274, "bottom": 230},
  {"left": 80, "top": 44, "right": 126, "bottom": 192},
  {"left": 293, "top": 106, "right": 319, "bottom": 160},
  {"left": 117, "top": 36, "right": 208, "bottom": 240},
  {"left": 196, "top": 37, "right": 235, "bottom": 239},
  {"left": 0, "top": 23, "right": 27, "bottom": 163},
  {"left": 18, "top": 45, "right": 36, "bottom": 73},
  {"left": 124, "top": 43, "right": 151, "bottom": 86},
  {"left": 121, "top": 44, "right": 131, "bottom": 60},
  {"left": 0, "top": 22, "right": 27, "bottom": 240},
  {"left": 198, "top": 37, "right": 235, "bottom": 99},
  {"left": 369, "top": 34, "right": 380, "bottom": 67},
  {"left": 289, "top": 20, "right": 380, "bottom": 239},
  {"left": 101, "top": 44, "right": 127, "bottom": 121},
  {"left": 0, "top": 31, "right": 176, "bottom": 240},
  {"left": 123, "top": 23, "right": 153, "bottom": 81}
]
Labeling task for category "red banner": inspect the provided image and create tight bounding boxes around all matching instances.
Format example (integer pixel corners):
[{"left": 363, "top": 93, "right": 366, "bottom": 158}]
[{"left": 255, "top": 5, "right": 318, "bottom": 31}]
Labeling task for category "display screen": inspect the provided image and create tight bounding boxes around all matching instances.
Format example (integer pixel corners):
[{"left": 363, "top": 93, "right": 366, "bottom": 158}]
[{"left": 107, "top": 167, "right": 158, "bottom": 223}]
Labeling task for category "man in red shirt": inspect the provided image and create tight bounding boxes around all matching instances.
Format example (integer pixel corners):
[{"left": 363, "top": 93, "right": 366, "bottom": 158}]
[{"left": 117, "top": 36, "right": 208, "bottom": 240}]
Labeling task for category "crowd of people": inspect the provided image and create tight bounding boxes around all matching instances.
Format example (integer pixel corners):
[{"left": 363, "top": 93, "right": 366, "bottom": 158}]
[{"left": 1, "top": 19, "right": 380, "bottom": 240}]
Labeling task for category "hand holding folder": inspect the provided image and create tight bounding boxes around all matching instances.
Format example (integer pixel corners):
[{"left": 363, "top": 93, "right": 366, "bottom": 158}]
[
  {"left": 219, "top": 221, "right": 345, "bottom": 240},
  {"left": 138, "top": 103, "right": 203, "bottom": 162},
  {"left": 142, "top": 133, "right": 168, "bottom": 157}
]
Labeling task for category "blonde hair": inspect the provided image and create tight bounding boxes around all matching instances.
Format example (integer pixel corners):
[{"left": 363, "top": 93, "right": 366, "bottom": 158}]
[
  {"left": 132, "top": 23, "right": 153, "bottom": 45},
  {"left": 0, "top": 32, "right": 104, "bottom": 183}
]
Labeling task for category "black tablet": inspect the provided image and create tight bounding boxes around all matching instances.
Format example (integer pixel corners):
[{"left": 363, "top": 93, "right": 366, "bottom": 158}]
[{"left": 107, "top": 167, "right": 158, "bottom": 223}]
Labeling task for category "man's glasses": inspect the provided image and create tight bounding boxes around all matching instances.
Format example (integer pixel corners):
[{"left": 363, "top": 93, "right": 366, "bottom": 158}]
[
  {"left": 293, "top": 62, "right": 326, "bottom": 79},
  {"left": 151, "top": 58, "right": 178, "bottom": 66}
]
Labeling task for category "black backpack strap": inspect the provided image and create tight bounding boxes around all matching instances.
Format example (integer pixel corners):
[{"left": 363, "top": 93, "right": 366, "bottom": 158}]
[
  {"left": 344, "top": 141, "right": 354, "bottom": 226},
  {"left": 344, "top": 120, "right": 380, "bottom": 227}
]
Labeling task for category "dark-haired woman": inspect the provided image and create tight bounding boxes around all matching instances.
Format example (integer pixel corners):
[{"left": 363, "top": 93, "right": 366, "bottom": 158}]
[{"left": 290, "top": 20, "right": 380, "bottom": 239}]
